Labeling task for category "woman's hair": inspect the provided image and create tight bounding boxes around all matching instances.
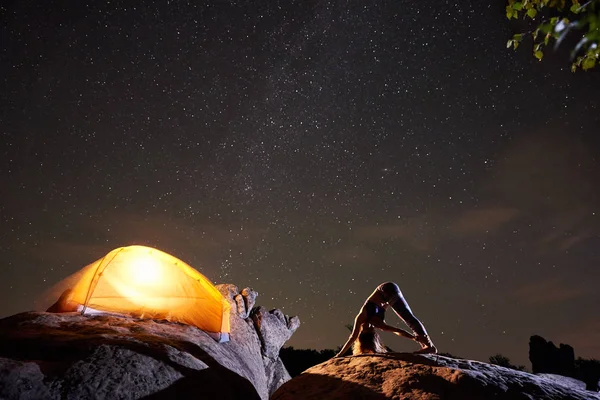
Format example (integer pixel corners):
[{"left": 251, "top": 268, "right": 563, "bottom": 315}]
[{"left": 352, "top": 325, "right": 387, "bottom": 355}]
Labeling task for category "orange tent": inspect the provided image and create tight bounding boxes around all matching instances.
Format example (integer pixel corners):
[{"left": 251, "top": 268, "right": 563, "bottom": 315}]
[{"left": 46, "top": 245, "right": 230, "bottom": 342}]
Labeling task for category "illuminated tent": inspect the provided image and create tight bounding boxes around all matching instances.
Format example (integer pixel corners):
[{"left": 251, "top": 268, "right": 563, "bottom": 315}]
[{"left": 45, "top": 245, "right": 231, "bottom": 342}]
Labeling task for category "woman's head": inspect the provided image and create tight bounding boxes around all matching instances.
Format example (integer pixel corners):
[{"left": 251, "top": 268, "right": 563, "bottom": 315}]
[{"left": 352, "top": 324, "right": 387, "bottom": 355}]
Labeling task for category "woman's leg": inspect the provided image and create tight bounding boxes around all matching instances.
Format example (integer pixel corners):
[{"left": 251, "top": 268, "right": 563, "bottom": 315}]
[
  {"left": 380, "top": 282, "right": 437, "bottom": 353},
  {"left": 379, "top": 282, "right": 428, "bottom": 338},
  {"left": 390, "top": 296, "right": 428, "bottom": 338}
]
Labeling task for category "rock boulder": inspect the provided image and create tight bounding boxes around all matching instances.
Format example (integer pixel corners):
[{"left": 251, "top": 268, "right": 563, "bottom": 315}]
[
  {"left": 272, "top": 353, "right": 600, "bottom": 400},
  {"left": 0, "top": 284, "right": 299, "bottom": 400}
]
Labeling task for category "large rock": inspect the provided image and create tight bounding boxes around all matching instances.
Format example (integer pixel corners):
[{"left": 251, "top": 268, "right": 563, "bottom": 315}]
[
  {"left": 0, "top": 284, "right": 299, "bottom": 400},
  {"left": 529, "top": 334, "right": 600, "bottom": 391},
  {"left": 272, "top": 353, "right": 600, "bottom": 400},
  {"left": 529, "top": 335, "right": 575, "bottom": 376},
  {"left": 251, "top": 307, "right": 300, "bottom": 358}
]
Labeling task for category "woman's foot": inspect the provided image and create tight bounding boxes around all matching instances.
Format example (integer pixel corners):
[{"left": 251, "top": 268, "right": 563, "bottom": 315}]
[
  {"left": 414, "top": 335, "right": 437, "bottom": 354},
  {"left": 414, "top": 344, "right": 438, "bottom": 354}
]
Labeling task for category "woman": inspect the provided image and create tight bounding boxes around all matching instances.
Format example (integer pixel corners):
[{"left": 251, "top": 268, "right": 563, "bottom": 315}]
[{"left": 336, "top": 282, "right": 437, "bottom": 357}]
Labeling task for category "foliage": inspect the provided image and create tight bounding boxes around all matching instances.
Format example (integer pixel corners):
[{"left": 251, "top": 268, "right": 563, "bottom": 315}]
[
  {"left": 506, "top": 0, "right": 600, "bottom": 71},
  {"left": 574, "top": 357, "right": 600, "bottom": 391},
  {"left": 489, "top": 353, "right": 527, "bottom": 371},
  {"left": 279, "top": 346, "right": 337, "bottom": 377}
]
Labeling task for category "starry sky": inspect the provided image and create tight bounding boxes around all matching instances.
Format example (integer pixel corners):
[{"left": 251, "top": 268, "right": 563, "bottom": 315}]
[{"left": 1, "top": 1, "right": 599, "bottom": 367}]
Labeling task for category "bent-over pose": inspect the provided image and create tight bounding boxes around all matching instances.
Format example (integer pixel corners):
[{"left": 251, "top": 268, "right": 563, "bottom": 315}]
[{"left": 335, "top": 282, "right": 437, "bottom": 357}]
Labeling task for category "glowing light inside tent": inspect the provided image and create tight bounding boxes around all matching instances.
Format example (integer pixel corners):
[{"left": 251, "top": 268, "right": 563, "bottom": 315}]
[
  {"left": 128, "top": 252, "right": 162, "bottom": 286},
  {"left": 104, "top": 249, "right": 177, "bottom": 309}
]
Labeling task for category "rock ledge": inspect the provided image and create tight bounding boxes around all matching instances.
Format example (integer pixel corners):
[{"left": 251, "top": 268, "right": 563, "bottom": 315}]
[
  {"left": 0, "top": 284, "right": 299, "bottom": 400},
  {"left": 273, "top": 353, "right": 600, "bottom": 400}
]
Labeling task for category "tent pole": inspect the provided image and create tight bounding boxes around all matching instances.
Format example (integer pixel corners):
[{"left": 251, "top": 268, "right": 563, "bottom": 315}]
[{"left": 82, "top": 248, "right": 124, "bottom": 314}]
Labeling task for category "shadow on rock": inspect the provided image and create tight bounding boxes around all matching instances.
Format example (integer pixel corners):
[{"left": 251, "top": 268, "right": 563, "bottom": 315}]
[
  {"left": 272, "top": 372, "right": 387, "bottom": 400},
  {"left": 141, "top": 340, "right": 260, "bottom": 400},
  {"left": 0, "top": 311, "right": 283, "bottom": 399}
]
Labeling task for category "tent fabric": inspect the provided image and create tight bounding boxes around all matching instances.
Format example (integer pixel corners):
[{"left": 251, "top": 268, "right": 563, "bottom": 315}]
[{"left": 48, "top": 245, "right": 230, "bottom": 340}]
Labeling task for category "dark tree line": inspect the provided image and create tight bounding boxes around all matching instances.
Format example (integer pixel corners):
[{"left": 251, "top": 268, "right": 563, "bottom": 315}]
[
  {"left": 279, "top": 347, "right": 337, "bottom": 377},
  {"left": 488, "top": 354, "right": 527, "bottom": 371}
]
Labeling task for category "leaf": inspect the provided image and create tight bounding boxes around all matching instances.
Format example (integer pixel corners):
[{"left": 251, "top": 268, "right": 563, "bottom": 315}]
[
  {"left": 507, "top": 39, "right": 514, "bottom": 48},
  {"left": 513, "top": 2, "right": 523, "bottom": 10},
  {"left": 506, "top": 5, "right": 514, "bottom": 18},
  {"left": 514, "top": 40, "right": 520, "bottom": 50},
  {"left": 534, "top": 50, "right": 544, "bottom": 60},
  {"left": 527, "top": 8, "right": 538, "bottom": 18},
  {"left": 513, "top": 33, "right": 523, "bottom": 41},
  {"left": 539, "top": 22, "right": 553, "bottom": 34},
  {"left": 570, "top": 3, "right": 580, "bottom": 13},
  {"left": 582, "top": 57, "right": 596, "bottom": 70}
]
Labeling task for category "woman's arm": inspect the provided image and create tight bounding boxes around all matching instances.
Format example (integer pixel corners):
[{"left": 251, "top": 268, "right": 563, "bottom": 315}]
[
  {"left": 335, "top": 313, "right": 365, "bottom": 357},
  {"left": 370, "top": 319, "right": 415, "bottom": 339}
]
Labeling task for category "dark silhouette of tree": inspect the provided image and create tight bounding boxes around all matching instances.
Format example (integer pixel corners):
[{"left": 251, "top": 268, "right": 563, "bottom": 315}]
[
  {"left": 279, "top": 346, "right": 337, "bottom": 377},
  {"left": 489, "top": 354, "right": 527, "bottom": 371},
  {"left": 574, "top": 358, "right": 600, "bottom": 392}
]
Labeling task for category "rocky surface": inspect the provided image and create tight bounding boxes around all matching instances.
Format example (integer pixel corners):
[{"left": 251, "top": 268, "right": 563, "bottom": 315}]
[
  {"left": 272, "top": 353, "right": 600, "bottom": 400},
  {"left": 0, "top": 284, "right": 299, "bottom": 400},
  {"left": 538, "top": 373, "right": 587, "bottom": 391}
]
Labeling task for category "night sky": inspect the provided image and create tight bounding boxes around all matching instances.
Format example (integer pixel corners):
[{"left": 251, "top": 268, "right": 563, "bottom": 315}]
[{"left": 2, "top": 1, "right": 599, "bottom": 367}]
